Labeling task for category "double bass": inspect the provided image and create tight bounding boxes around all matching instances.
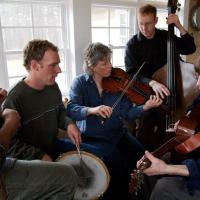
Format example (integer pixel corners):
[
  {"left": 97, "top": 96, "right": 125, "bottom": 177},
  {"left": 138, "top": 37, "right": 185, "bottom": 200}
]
[
  {"left": 129, "top": 0, "right": 200, "bottom": 194},
  {"left": 166, "top": 0, "right": 180, "bottom": 126},
  {"left": 153, "top": 0, "right": 199, "bottom": 122}
]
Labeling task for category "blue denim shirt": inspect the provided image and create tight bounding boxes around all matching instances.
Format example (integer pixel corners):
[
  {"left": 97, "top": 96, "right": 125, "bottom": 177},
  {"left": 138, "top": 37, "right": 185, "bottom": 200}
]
[{"left": 67, "top": 73, "right": 148, "bottom": 145}]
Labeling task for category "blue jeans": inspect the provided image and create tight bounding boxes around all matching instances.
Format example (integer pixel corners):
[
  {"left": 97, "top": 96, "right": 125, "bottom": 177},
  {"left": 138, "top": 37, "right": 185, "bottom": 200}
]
[
  {"left": 82, "top": 132, "right": 145, "bottom": 200},
  {"left": 48, "top": 138, "right": 104, "bottom": 161}
]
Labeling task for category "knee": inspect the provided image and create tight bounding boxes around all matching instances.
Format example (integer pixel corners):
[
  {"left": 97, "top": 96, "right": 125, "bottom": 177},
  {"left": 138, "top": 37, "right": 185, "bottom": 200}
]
[
  {"left": 150, "top": 178, "right": 171, "bottom": 200},
  {"left": 57, "top": 164, "right": 79, "bottom": 189}
]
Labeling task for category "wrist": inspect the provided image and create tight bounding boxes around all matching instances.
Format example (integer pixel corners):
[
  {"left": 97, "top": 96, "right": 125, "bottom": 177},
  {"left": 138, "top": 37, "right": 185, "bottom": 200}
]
[
  {"left": 149, "top": 80, "right": 156, "bottom": 87},
  {"left": 143, "top": 104, "right": 149, "bottom": 112},
  {"left": 87, "top": 107, "right": 93, "bottom": 115},
  {"left": 178, "top": 26, "right": 187, "bottom": 35},
  {"left": 163, "top": 164, "right": 173, "bottom": 175},
  {"left": 164, "top": 164, "right": 189, "bottom": 176}
]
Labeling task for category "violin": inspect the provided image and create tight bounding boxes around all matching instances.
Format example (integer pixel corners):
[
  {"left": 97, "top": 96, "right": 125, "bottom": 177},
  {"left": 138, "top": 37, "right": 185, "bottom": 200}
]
[{"left": 102, "top": 67, "right": 171, "bottom": 114}]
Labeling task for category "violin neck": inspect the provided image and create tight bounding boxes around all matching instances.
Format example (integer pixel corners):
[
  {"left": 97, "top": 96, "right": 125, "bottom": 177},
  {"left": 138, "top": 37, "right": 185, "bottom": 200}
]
[
  {"left": 152, "top": 136, "right": 180, "bottom": 158},
  {"left": 138, "top": 136, "right": 180, "bottom": 171}
]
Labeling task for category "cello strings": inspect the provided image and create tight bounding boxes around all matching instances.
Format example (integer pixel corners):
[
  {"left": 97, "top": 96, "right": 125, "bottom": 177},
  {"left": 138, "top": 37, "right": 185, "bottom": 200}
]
[{"left": 112, "top": 62, "right": 146, "bottom": 110}]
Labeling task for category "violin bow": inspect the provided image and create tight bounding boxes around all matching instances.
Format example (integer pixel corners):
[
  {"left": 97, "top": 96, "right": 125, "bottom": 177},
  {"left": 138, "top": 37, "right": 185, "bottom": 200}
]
[{"left": 112, "top": 61, "right": 146, "bottom": 110}]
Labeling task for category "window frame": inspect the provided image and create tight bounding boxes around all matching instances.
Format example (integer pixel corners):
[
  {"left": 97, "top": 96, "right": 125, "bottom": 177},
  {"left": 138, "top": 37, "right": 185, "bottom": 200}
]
[
  {"left": 91, "top": 0, "right": 185, "bottom": 68},
  {"left": 91, "top": 4, "right": 136, "bottom": 69},
  {"left": 0, "top": 0, "right": 71, "bottom": 96}
]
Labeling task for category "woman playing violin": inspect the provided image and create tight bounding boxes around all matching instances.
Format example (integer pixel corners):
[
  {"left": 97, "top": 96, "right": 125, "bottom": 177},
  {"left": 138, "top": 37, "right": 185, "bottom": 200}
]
[
  {"left": 135, "top": 55, "right": 200, "bottom": 200},
  {"left": 67, "top": 42, "right": 162, "bottom": 200}
]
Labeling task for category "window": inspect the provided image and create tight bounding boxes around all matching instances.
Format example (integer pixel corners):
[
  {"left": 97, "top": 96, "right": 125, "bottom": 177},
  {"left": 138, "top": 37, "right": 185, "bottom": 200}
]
[
  {"left": 156, "top": 0, "right": 185, "bottom": 32},
  {"left": 0, "top": 1, "right": 70, "bottom": 95},
  {"left": 147, "top": 0, "right": 167, "bottom": 2},
  {"left": 91, "top": 5, "right": 134, "bottom": 69},
  {"left": 157, "top": 9, "right": 168, "bottom": 30},
  {"left": 91, "top": 1, "right": 185, "bottom": 69}
]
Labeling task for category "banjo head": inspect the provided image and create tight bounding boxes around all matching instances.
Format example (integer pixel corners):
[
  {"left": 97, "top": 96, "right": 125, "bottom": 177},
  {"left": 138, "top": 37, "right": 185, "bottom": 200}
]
[{"left": 56, "top": 151, "right": 110, "bottom": 200}]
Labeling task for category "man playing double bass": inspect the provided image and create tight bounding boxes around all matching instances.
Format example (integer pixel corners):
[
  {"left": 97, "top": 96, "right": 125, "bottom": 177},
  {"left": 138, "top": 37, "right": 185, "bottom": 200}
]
[{"left": 125, "top": 4, "right": 196, "bottom": 151}]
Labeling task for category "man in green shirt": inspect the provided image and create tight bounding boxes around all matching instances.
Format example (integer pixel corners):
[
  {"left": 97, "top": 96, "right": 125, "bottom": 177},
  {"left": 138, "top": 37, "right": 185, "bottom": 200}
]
[
  {"left": 0, "top": 88, "right": 78, "bottom": 200},
  {"left": 2, "top": 39, "right": 102, "bottom": 161}
]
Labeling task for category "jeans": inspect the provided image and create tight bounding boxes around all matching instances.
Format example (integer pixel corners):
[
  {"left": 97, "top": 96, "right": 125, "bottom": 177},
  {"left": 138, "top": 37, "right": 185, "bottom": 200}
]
[
  {"left": 83, "top": 132, "right": 145, "bottom": 200},
  {"left": 48, "top": 138, "right": 104, "bottom": 161},
  {"left": 150, "top": 177, "right": 200, "bottom": 200},
  {"left": 2, "top": 160, "right": 78, "bottom": 200}
]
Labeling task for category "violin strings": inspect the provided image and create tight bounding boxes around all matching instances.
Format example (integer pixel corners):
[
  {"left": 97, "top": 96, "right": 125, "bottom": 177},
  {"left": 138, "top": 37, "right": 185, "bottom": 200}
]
[{"left": 112, "top": 62, "right": 146, "bottom": 110}]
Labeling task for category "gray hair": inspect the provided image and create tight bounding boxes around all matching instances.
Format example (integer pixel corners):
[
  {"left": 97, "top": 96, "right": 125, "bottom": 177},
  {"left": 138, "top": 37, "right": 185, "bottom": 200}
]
[{"left": 83, "top": 42, "right": 112, "bottom": 74}]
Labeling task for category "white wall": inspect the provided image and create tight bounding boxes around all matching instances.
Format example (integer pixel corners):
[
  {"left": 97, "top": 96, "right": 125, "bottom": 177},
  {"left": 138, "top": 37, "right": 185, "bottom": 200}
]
[
  {"left": 69, "top": 0, "right": 139, "bottom": 76},
  {"left": 69, "top": 0, "right": 91, "bottom": 76},
  {"left": 0, "top": 19, "right": 9, "bottom": 89}
]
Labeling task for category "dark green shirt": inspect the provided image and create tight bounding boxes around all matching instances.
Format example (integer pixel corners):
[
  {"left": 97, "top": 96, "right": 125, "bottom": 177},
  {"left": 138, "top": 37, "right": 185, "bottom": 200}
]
[{"left": 3, "top": 80, "right": 73, "bottom": 160}]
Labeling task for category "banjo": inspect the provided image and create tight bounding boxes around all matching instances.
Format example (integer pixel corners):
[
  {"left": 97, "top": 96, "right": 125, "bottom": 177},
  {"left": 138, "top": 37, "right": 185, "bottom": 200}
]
[{"left": 56, "top": 151, "right": 110, "bottom": 200}]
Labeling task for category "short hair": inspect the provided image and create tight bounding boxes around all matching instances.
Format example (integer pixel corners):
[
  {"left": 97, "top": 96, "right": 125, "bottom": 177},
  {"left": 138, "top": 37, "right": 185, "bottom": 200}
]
[
  {"left": 23, "top": 39, "right": 58, "bottom": 70},
  {"left": 83, "top": 42, "right": 112, "bottom": 74},
  {"left": 138, "top": 4, "right": 157, "bottom": 18}
]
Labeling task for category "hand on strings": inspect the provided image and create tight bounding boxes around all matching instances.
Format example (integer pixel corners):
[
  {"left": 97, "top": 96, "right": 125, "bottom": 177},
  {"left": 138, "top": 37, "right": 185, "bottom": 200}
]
[
  {"left": 66, "top": 123, "right": 82, "bottom": 146},
  {"left": 138, "top": 151, "right": 168, "bottom": 176},
  {"left": 143, "top": 95, "right": 163, "bottom": 111},
  {"left": 149, "top": 80, "right": 170, "bottom": 99},
  {"left": 87, "top": 105, "right": 113, "bottom": 119},
  {"left": 166, "top": 14, "right": 186, "bottom": 35}
]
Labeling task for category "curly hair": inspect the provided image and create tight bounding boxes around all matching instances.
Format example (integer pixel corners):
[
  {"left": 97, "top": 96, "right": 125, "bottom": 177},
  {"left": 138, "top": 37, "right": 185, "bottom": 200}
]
[
  {"left": 23, "top": 39, "right": 58, "bottom": 70},
  {"left": 83, "top": 42, "right": 112, "bottom": 74}
]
